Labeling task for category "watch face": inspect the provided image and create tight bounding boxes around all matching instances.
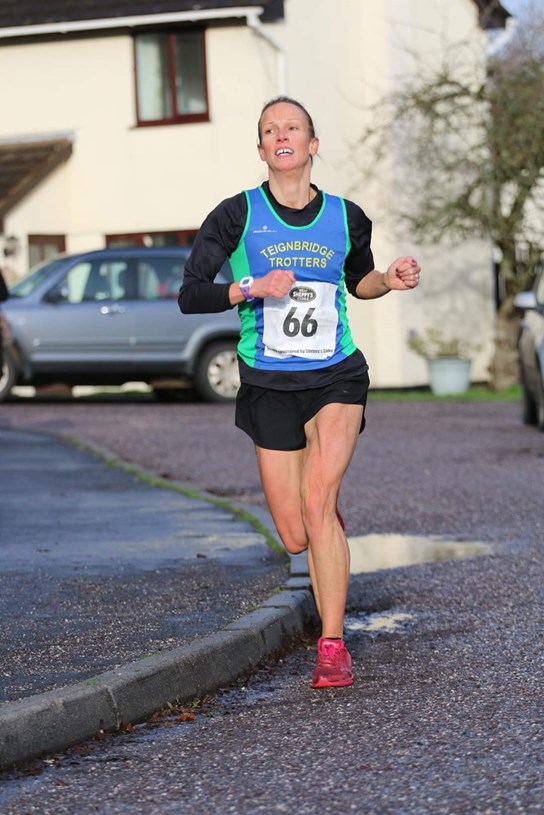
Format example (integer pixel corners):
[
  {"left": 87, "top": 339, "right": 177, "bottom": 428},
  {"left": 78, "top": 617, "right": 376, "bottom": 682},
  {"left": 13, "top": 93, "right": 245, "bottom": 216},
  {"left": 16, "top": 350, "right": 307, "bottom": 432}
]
[{"left": 240, "top": 276, "right": 254, "bottom": 300}]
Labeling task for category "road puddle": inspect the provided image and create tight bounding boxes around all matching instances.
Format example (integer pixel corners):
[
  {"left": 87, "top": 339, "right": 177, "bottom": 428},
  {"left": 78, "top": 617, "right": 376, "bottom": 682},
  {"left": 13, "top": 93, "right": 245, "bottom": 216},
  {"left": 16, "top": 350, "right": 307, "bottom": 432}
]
[
  {"left": 346, "top": 610, "right": 416, "bottom": 636},
  {"left": 348, "top": 533, "right": 492, "bottom": 574}
]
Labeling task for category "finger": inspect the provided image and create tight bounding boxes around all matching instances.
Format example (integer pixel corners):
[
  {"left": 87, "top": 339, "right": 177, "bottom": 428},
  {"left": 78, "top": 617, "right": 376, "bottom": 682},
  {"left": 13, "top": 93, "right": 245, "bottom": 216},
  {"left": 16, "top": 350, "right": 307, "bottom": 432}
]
[
  {"left": 399, "top": 271, "right": 420, "bottom": 287},
  {"left": 396, "top": 257, "right": 419, "bottom": 273},
  {"left": 398, "top": 267, "right": 420, "bottom": 282}
]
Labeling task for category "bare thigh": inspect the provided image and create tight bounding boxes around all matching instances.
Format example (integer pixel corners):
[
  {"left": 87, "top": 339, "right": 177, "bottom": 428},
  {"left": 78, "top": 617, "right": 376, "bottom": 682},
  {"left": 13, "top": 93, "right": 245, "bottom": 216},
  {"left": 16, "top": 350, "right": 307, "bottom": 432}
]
[
  {"left": 254, "top": 402, "right": 364, "bottom": 553},
  {"left": 301, "top": 402, "right": 363, "bottom": 526}
]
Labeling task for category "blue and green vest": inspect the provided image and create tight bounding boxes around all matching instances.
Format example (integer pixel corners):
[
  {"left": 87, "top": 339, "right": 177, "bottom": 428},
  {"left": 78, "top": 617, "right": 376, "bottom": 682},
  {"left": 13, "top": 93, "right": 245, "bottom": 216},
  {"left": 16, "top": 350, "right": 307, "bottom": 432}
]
[{"left": 230, "top": 186, "right": 356, "bottom": 371}]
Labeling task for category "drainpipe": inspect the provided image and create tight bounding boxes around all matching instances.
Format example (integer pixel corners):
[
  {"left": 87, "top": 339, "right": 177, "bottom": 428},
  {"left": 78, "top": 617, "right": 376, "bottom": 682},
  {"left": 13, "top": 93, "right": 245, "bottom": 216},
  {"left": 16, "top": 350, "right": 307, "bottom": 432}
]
[{"left": 246, "top": 11, "right": 287, "bottom": 95}]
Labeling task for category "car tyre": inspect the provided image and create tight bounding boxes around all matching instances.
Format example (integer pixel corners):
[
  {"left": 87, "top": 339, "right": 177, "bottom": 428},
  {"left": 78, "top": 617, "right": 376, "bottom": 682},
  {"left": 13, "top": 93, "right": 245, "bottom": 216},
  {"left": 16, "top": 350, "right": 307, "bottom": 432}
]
[
  {"left": 194, "top": 341, "right": 240, "bottom": 403},
  {"left": 0, "top": 351, "right": 18, "bottom": 401},
  {"left": 520, "top": 367, "right": 538, "bottom": 426},
  {"left": 535, "top": 366, "right": 544, "bottom": 432}
]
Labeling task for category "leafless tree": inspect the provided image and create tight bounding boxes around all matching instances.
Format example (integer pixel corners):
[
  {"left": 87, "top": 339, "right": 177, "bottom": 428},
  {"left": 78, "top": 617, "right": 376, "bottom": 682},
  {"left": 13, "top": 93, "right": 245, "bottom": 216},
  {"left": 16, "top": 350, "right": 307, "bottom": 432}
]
[{"left": 354, "top": 6, "right": 544, "bottom": 387}]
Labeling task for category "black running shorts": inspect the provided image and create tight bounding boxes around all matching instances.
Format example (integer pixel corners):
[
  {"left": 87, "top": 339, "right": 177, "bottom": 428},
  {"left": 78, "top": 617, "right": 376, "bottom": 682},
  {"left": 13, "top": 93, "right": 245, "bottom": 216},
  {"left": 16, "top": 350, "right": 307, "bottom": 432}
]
[{"left": 235, "top": 371, "right": 370, "bottom": 451}]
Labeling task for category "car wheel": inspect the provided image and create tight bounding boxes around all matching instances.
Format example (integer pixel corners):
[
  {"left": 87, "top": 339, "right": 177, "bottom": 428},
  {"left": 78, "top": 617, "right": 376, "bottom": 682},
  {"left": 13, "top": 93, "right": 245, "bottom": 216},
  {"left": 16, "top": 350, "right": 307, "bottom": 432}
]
[
  {"left": 0, "top": 351, "right": 17, "bottom": 401},
  {"left": 535, "top": 367, "right": 544, "bottom": 432},
  {"left": 520, "top": 366, "right": 538, "bottom": 425},
  {"left": 194, "top": 342, "right": 240, "bottom": 403}
]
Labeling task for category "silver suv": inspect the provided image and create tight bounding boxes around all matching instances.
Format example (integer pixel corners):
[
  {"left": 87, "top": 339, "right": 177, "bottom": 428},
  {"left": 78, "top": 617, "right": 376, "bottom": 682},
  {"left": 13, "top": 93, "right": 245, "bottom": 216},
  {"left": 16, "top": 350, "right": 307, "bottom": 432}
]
[
  {"left": 0, "top": 248, "right": 240, "bottom": 402},
  {"left": 515, "top": 268, "right": 544, "bottom": 431}
]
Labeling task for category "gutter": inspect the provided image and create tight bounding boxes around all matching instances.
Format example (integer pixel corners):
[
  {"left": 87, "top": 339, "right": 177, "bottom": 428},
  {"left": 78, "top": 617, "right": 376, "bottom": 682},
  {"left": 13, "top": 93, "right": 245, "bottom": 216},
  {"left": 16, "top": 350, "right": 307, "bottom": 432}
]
[
  {"left": 0, "top": 130, "right": 76, "bottom": 146},
  {"left": 0, "top": 7, "right": 265, "bottom": 39}
]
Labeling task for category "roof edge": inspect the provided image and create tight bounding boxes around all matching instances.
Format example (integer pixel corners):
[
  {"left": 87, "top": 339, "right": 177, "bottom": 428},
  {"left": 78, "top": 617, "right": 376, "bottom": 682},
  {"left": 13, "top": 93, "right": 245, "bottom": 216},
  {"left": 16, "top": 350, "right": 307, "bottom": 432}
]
[
  {"left": 0, "top": 6, "right": 265, "bottom": 40},
  {"left": 0, "top": 139, "right": 73, "bottom": 221}
]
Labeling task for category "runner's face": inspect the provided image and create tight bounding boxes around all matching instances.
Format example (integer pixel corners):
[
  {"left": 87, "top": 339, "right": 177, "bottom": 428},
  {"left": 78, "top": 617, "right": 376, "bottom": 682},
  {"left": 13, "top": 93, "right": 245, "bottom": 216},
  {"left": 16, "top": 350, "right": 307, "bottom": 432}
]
[{"left": 257, "top": 103, "right": 318, "bottom": 170}]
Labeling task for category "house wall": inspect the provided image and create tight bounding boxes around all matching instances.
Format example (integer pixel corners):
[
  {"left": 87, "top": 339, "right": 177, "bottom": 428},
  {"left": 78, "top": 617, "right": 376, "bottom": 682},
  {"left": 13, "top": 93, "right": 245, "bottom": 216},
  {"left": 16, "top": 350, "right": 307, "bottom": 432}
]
[
  {"left": 0, "top": 29, "right": 273, "bottom": 252},
  {"left": 0, "top": 0, "right": 496, "bottom": 386},
  {"left": 269, "top": 0, "right": 495, "bottom": 385}
]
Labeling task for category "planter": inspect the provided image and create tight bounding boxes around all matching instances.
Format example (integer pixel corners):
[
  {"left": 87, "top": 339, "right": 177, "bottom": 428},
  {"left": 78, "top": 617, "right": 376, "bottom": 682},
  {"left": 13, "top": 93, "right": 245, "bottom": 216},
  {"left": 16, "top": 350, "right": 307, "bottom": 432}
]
[{"left": 428, "top": 357, "right": 472, "bottom": 395}]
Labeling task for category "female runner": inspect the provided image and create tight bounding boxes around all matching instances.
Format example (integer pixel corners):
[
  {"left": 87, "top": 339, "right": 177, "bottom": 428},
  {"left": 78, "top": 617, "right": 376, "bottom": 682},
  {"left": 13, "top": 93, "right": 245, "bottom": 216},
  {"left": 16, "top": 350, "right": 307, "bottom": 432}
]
[{"left": 179, "top": 96, "right": 421, "bottom": 688}]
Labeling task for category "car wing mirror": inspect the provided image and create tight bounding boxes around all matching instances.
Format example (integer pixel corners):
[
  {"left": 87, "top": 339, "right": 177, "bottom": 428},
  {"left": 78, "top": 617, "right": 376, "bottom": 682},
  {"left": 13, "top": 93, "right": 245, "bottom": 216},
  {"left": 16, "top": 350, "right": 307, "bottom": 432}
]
[{"left": 44, "top": 285, "right": 70, "bottom": 304}]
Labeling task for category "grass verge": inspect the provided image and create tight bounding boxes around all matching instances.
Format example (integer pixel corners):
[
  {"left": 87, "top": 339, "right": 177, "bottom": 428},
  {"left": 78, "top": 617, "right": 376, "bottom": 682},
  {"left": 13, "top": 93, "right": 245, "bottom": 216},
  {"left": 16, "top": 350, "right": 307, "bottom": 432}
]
[
  {"left": 61, "top": 435, "right": 286, "bottom": 557},
  {"left": 368, "top": 383, "right": 521, "bottom": 402}
]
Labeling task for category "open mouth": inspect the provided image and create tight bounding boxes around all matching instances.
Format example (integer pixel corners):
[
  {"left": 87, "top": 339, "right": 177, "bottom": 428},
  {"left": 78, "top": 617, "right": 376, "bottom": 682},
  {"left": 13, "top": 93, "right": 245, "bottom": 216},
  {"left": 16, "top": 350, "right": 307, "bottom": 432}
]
[{"left": 275, "top": 148, "right": 294, "bottom": 156}]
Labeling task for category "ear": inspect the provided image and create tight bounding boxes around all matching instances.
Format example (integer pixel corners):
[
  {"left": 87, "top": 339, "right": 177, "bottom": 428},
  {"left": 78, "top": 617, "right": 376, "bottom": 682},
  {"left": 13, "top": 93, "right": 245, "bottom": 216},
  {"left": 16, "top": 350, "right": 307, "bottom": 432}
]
[
  {"left": 257, "top": 143, "right": 267, "bottom": 163},
  {"left": 309, "top": 137, "right": 319, "bottom": 157}
]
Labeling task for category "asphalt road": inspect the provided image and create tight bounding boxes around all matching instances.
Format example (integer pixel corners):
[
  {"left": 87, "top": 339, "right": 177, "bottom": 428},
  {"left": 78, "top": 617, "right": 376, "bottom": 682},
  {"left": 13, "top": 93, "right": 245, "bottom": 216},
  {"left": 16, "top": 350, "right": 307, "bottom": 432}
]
[
  {"left": 1, "top": 396, "right": 541, "bottom": 542},
  {"left": 1, "top": 395, "right": 543, "bottom": 814},
  {"left": 0, "top": 426, "right": 288, "bottom": 703}
]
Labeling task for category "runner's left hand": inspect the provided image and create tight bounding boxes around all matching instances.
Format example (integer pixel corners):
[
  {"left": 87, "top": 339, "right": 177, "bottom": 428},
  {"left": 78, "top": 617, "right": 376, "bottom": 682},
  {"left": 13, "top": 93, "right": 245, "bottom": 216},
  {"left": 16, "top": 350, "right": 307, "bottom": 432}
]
[{"left": 385, "top": 257, "right": 421, "bottom": 290}]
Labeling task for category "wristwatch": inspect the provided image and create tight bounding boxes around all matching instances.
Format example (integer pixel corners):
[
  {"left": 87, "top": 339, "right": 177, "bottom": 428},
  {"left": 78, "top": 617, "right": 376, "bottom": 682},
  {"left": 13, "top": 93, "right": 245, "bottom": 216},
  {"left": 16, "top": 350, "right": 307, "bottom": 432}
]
[{"left": 239, "top": 275, "right": 255, "bottom": 302}]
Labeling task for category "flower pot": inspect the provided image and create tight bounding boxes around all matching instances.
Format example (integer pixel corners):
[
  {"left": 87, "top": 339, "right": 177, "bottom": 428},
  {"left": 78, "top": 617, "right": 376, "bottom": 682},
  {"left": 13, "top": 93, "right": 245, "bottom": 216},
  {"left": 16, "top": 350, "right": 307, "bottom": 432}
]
[{"left": 427, "top": 357, "right": 471, "bottom": 395}]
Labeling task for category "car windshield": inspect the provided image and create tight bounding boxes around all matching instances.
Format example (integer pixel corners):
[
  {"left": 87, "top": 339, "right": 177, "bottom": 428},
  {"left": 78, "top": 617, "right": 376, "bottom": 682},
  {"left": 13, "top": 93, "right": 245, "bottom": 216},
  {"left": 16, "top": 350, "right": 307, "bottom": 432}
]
[{"left": 8, "top": 258, "right": 67, "bottom": 297}]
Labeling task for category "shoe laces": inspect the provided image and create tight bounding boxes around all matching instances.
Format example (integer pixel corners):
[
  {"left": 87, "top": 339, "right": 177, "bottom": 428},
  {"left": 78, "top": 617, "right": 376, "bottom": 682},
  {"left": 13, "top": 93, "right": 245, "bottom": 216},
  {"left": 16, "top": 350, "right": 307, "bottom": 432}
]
[{"left": 318, "top": 638, "right": 348, "bottom": 666}]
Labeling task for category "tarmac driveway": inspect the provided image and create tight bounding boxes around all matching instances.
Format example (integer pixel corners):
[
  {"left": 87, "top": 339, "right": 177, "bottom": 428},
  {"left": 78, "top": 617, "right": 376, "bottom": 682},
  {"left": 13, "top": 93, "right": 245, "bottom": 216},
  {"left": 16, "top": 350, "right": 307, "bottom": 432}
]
[{"left": 1, "top": 396, "right": 543, "bottom": 814}]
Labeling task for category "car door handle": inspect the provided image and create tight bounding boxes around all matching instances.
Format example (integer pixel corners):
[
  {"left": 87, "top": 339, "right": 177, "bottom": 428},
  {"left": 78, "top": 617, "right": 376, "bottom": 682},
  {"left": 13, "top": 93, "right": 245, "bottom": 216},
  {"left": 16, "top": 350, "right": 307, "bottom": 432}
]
[{"left": 100, "top": 304, "right": 126, "bottom": 315}]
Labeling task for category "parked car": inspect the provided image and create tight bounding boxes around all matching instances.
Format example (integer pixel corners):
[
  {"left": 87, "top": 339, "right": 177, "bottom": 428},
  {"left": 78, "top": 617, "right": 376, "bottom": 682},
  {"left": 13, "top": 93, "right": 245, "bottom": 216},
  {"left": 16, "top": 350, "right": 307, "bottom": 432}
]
[
  {"left": 514, "top": 268, "right": 544, "bottom": 431},
  {"left": 0, "top": 248, "right": 241, "bottom": 403}
]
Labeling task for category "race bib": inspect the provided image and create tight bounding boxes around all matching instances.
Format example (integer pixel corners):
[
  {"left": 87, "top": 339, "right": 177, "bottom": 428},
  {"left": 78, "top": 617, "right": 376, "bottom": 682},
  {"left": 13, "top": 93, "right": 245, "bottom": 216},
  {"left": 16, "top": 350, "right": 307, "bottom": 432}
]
[{"left": 262, "top": 281, "right": 338, "bottom": 360}]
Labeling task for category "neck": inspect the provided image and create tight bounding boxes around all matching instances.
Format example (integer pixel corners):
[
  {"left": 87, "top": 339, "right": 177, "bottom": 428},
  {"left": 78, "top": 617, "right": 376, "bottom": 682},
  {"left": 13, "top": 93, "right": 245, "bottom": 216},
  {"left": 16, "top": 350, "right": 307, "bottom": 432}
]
[{"left": 267, "top": 168, "right": 315, "bottom": 209}]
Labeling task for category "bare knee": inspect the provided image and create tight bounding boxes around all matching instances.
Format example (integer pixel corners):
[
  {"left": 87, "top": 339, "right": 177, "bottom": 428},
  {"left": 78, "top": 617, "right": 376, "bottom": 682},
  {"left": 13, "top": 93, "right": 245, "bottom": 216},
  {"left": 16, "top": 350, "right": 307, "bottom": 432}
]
[
  {"left": 301, "top": 488, "right": 336, "bottom": 534},
  {"left": 279, "top": 529, "right": 309, "bottom": 555},
  {"left": 266, "top": 507, "right": 309, "bottom": 555}
]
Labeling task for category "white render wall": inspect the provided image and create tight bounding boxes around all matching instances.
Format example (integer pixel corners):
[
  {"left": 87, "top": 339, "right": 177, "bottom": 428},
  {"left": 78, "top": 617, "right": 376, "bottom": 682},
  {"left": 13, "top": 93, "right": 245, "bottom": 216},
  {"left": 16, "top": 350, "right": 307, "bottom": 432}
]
[
  {"left": 1, "top": 29, "right": 274, "bottom": 252},
  {"left": 0, "top": 0, "right": 495, "bottom": 386},
  {"left": 271, "top": 0, "right": 495, "bottom": 385}
]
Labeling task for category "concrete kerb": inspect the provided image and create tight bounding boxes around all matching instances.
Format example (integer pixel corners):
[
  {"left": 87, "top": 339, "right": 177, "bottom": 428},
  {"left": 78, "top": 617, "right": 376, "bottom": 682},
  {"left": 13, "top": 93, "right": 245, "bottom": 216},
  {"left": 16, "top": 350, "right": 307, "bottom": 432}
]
[
  {"left": 0, "top": 587, "right": 317, "bottom": 771},
  {"left": 0, "top": 431, "right": 318, "bottom": 770}
]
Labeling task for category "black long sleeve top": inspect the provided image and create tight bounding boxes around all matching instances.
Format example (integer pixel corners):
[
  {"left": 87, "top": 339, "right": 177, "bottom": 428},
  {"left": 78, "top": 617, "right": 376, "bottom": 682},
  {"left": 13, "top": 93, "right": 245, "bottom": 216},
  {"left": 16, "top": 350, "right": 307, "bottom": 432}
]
[
  {"left": 178, "top": 182, "right": 374, "bottom": 314},
  {"left": 178, "top": 182, "right": 376, "bottom": 389}
]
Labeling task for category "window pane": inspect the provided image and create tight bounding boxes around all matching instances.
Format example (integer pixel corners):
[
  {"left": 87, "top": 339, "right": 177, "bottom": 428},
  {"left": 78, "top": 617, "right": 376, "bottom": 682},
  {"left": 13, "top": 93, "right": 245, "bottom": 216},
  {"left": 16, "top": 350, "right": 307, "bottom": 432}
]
[
  {"left": 145, "top": 233, "right": 178, "bottom": 247},
  {"left": 107, "top": 237, "right": 141, "bottom": 248},
  {"left": 28, "top": 244, "right": 42, "bottom": 270},
  {"left": 28, "top": 235, "right": 65, "bottom": 267},
  {"left": 110, "top": 263, "right": 135, "bottom": 300},
  {"left": 136, "top": 34, "right": 171, "bottom": 121},
  {"left": 142, "top": 258, "right": 186, "bottom": 300},
  {"left": 64, "top": 262, "right": 93, "bottom": 303},
  {"left": 174, "top": 32, "right": 207, "bottom": 115},
  {"left": 77, "top": 261, "right": 131, "bottom": 302},
  {"left": 10, "top": 259, "right": 66, "bottom": 298}
]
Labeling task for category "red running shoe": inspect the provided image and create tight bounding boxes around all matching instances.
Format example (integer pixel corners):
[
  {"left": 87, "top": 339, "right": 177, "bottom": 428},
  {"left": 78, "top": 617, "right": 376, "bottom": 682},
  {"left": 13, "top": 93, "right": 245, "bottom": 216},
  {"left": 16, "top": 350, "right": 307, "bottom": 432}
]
[{"left": 311, "top": 637, "right": 353, "bottom": 688}]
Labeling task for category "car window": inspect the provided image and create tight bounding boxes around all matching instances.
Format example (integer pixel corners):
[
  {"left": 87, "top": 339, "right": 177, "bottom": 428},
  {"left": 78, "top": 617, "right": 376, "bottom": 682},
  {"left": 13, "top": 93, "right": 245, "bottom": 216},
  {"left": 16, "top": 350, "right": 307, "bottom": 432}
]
[
  {"left": 53, "top": 261, "right": 134, "bottom": 303},
  {"left": 136, "top": 257, "right": 186, "bottom": 301},
  {"left": 9, "top": 259, "right": 67, "bottom": 297},
  {"left": 216, "top": 261, "right": 233, "bottom": 284}
]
